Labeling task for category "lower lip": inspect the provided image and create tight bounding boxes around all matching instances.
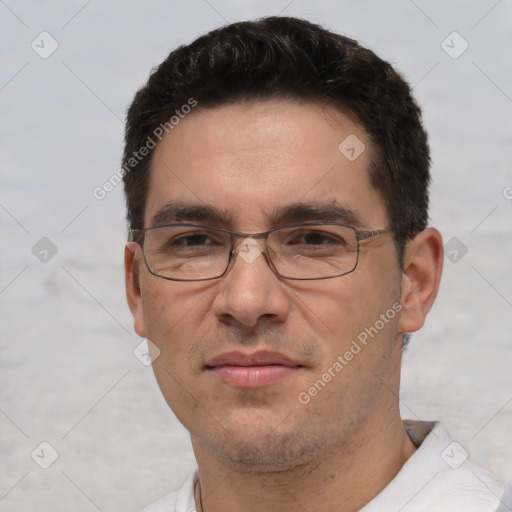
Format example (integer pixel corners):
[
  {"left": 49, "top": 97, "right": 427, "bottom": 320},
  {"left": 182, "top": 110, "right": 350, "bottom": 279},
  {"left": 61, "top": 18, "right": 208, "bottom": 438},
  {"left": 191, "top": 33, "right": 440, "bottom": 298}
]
[{"left": 209, "top": 365, "right": 299, "bottom": 388}]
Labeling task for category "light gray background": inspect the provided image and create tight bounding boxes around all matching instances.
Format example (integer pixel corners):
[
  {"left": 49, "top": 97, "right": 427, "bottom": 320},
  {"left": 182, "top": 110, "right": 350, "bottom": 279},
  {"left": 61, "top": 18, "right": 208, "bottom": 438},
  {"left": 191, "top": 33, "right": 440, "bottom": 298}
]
[{"left": 1, "top": 1, "right": 511, "bottom": 510}]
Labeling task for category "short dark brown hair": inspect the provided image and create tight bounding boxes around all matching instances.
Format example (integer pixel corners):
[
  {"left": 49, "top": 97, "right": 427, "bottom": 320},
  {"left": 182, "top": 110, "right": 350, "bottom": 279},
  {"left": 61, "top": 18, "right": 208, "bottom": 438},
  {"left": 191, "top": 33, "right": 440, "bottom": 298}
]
[{"left": 122, "top": 16, "right": 430, "bottom": 260}]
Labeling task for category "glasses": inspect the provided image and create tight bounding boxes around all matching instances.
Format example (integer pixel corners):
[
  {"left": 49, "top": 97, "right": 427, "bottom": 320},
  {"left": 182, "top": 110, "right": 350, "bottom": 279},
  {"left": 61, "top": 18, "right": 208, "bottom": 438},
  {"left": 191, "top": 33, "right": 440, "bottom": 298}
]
[{"left": 128, "top": 222, "right": 393, "bottom": 281}]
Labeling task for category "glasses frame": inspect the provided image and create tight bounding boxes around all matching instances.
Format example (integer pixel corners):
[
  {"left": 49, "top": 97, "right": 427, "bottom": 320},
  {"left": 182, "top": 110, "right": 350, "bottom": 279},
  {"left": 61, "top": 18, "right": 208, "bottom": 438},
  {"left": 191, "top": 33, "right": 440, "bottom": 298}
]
[{"left": 128, "top": 222, "right": 393, "bottom": 282}]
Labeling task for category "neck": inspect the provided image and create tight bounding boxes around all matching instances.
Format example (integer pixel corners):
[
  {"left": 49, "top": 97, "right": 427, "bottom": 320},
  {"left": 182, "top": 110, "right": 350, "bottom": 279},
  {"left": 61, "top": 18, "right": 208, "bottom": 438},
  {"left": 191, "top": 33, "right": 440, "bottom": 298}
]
[{"left": 192, "top": 413, "right": 416, "bottom": 512}]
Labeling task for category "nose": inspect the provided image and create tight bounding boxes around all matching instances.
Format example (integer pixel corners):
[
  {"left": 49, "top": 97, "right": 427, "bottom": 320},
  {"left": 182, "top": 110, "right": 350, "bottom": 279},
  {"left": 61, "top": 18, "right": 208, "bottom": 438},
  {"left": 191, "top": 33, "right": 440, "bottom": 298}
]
[{"left": 211, "top": 238, "right": 292, "bottom": 329}]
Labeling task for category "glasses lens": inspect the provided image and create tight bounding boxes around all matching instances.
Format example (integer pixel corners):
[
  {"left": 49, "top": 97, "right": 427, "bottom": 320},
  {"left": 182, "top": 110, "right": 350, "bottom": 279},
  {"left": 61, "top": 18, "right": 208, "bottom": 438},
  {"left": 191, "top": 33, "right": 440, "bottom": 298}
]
[
  {"left": 141, "top": 223, "right": 359, "bottom": 281},
  {"left": 268, "top": 224, "right": 358, "bottom": 279},
  {"left": 143, "top": 225, "right": 230, "bottom": 280}
]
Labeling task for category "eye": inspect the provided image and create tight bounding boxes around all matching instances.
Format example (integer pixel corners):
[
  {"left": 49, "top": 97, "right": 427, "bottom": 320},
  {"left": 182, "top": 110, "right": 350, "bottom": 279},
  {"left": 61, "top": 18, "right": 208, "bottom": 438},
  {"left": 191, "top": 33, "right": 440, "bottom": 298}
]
[
  {"left": 171, "top": 233, "right": 215, "bottom": 247},
  {"left": 164, "top": 230, "right": 230, "bottom": 254},
  {"left": 145, "top": 226, "right": 229, "bottom": 261},
  {"left": 287, "top": 230, "right": 346, "bottom": 246}
]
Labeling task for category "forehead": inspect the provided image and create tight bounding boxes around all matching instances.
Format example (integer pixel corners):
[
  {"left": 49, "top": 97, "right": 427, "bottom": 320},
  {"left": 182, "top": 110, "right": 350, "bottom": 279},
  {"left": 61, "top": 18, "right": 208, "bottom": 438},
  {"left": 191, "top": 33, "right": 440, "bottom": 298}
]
[{"left": 146, "top": 99, "right": 388, "bottom": 229}]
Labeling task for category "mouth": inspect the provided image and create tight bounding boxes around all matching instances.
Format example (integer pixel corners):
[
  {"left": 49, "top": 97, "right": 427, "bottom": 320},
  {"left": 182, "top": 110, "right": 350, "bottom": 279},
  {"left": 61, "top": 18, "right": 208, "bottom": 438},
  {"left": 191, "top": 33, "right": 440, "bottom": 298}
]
[{"left": 204, "top": 350, "right": 303, "bottom": 388}]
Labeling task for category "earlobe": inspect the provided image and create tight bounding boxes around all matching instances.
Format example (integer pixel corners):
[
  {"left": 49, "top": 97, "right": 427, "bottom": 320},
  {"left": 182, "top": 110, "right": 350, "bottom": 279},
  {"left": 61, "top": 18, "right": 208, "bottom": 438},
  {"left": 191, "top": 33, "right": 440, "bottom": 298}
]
[
  {"left": 398, "top": 228, "right": 444, "bottom": 334},
  {"left": 124, "top": 243, "right": 147, "bottom": 337}
]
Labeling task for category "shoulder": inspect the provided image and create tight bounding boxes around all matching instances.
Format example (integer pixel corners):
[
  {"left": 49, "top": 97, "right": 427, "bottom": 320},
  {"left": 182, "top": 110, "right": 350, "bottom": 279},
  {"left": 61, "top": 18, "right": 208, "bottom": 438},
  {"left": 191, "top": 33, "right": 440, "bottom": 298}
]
[
  {"left": 141, "top": 471, "right": 197, "bottom": 512},
  {"left": 363, "top": 421, "right": 508, "bottom": 512},
  {"left": 497, "top": 484, "right": 512, "bottom": 511},
  {"left": 141, "top": 493, "right": 177, "bottom": 512}
]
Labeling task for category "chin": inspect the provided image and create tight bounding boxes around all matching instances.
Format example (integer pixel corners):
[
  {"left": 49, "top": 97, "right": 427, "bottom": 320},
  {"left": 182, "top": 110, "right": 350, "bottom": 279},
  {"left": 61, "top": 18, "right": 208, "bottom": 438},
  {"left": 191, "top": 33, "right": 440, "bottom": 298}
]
[{"left": 200, "top": 418, "right": 325, "bottom": 474}]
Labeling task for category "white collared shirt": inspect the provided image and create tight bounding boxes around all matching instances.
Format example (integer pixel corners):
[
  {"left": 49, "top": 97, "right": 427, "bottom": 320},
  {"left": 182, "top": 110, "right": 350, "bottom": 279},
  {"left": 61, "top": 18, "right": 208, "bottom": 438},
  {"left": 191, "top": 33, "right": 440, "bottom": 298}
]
[{"left": 142, "top": 421, "right": 510, "bottom": 512}]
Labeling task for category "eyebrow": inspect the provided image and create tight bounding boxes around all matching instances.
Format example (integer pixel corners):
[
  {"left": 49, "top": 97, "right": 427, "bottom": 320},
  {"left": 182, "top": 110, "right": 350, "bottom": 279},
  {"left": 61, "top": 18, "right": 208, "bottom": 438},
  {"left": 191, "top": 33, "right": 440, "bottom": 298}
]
[
  {"left": 150, "top": 200, "right": 364, "bottom": 230},
  {"left": 270, "top": 201, "right": 363, "bottom": 228},
  {"left": 151, "top": 202, "right": 235, "bottom": 228}
]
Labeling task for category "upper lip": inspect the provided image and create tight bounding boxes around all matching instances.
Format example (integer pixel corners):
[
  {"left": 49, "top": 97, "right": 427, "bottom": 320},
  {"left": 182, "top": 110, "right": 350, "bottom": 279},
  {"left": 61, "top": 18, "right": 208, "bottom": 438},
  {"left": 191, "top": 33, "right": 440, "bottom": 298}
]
[{"left": 205, "top": 350, "right": 301, "bottom": 368}]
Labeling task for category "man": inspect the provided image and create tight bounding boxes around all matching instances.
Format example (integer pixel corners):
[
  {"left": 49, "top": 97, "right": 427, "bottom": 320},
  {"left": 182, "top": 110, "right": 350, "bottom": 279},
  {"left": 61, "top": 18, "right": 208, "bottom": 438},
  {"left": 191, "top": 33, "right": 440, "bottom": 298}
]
[{"left": 123, "top": 16, "right": 509, "bottom": 511}]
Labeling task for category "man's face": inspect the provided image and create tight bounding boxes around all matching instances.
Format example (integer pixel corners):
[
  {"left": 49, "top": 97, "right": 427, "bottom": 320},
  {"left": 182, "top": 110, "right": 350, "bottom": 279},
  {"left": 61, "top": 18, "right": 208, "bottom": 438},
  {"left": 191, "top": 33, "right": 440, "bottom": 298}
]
[{"left": 127, "top": 100, "right": 406, "bottom": 471}]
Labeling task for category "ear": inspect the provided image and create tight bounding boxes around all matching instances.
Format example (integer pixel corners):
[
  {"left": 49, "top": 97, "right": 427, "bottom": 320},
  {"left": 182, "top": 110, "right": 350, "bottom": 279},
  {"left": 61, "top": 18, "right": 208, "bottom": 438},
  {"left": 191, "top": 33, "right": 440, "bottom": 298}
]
[
  {"left": 125, "top": 243, "right": 147, "bottom": 337},
  {"left": 398, "top": 228, "right": 443, "bottom": 334}
]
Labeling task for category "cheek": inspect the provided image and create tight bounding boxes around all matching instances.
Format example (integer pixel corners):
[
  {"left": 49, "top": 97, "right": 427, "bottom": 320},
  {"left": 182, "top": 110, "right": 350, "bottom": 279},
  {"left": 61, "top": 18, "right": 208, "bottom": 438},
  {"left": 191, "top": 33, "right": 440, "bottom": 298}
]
[
  {"left": 140, "top": 280, "right": 190, "bottom": 378},
  {"left": 291, "top": 273, "right": 379, "bottom": 339},
  {"left": 139, "top": 281, "right": 208, "bottom": 422},
  {"left": 299, "top": 285, "right": 401, "bottom": 422},
  {"left": 305, "top": 261, "right": 401, "bottom": 355},
  {"left": 140, "top": 276, "right": 211, "bottom": 341},
  {"left": 140, "top": 278, "right": 216, "bottom": 379}
]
